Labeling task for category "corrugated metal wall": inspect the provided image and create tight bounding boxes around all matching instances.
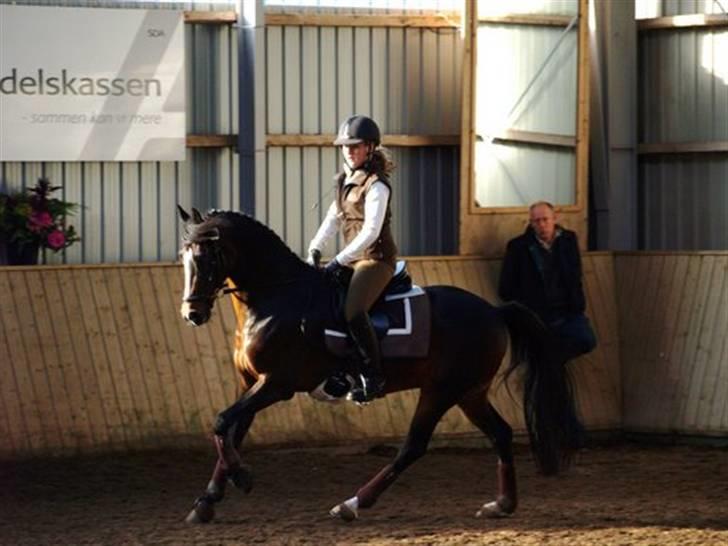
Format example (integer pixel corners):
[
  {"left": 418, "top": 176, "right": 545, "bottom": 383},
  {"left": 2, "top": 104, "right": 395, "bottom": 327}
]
[
  {"left": 637, "top": 0, "right": 728, "bottom": 249},
  {"left": 636, "top": 0, "right": 726, "bottom": 18},
  {"left": 0, "top": 0, "right": 239, "bottom": 265},
  {"left": 260, "top": 20, "right": 462, "bottom": 256},
  {"left": 1, "top": 0, "right": 463, "bottom": 262}
]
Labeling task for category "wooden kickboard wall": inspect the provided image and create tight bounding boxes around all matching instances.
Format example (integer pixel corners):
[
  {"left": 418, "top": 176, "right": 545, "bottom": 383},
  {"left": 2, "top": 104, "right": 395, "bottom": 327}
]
[
  {"left": 1, "top": 254, "right": 621, "bottom": 458},
  {"left": 615, "top": 252, "right": 728, "bottom": 437}
]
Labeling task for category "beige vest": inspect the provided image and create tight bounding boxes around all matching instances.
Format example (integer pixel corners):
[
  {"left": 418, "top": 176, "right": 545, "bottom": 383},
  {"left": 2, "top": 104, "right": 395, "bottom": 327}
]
[{"left": 336, "top": 171, "right": 398, "bottom": 266}]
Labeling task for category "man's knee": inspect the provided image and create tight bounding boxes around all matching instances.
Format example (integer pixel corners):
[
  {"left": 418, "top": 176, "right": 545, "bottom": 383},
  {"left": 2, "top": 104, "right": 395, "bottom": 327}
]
[{"left": 555, "top": 315, "right": 597, "bottom": 360}]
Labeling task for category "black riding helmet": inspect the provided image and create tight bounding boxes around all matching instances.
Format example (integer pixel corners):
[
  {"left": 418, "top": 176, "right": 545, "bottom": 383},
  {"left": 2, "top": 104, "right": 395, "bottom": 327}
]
[{"left": 333, "top": 115, "right": 381, "bottom": 146}]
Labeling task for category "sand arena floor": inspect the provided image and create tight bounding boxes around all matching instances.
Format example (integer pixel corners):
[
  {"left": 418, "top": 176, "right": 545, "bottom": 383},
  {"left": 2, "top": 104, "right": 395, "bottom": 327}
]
[{"left": 2, "top": 441, "right": 727, "bottom": 545}]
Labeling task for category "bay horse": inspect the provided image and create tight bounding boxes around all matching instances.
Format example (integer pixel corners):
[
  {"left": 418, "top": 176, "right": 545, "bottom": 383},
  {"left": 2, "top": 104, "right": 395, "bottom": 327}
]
[{"left": 177, "top": 207, "right": 582, "bottom": 524}]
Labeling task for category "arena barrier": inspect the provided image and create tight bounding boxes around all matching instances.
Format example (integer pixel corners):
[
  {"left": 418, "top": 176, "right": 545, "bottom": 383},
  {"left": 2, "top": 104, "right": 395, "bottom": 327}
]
[{"left": 0, "top": 252, "right": 637, "bottom": 458}]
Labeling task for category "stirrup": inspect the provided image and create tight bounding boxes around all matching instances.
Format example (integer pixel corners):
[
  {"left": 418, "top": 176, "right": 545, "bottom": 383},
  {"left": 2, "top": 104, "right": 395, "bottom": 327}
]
[{"left": 348, "top": 374, "right": 385, "bottom": 404}]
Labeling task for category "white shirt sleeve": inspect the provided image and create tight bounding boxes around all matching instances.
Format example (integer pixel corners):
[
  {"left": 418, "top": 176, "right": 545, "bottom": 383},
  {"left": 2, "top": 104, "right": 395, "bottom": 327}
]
[
  {"left": 335, "top": 181, "right": 390, "bottom": 266},
  {"left": 308, "top": 200, "right": 340, "bottom": 254}
]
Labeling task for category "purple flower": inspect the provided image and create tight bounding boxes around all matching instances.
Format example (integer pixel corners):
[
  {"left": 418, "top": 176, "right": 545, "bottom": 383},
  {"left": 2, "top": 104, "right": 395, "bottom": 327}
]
[{"left": 46, "top": 230, "right": 66, "bottom": 250}]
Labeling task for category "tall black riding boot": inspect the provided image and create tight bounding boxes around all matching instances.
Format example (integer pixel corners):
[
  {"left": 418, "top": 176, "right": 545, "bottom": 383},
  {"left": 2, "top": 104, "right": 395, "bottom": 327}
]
[{"left": 347, "top": 312, "right": 385, "bottom": 403}]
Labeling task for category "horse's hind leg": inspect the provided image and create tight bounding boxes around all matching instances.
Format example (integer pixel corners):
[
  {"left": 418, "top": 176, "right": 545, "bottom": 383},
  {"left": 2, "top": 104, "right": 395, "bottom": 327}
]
[
  {"left": 330, "top": 389, "right": 455, "bottom": 521},
  {"left": 458, "top": 391, "right": 517, "bottom": 518}
]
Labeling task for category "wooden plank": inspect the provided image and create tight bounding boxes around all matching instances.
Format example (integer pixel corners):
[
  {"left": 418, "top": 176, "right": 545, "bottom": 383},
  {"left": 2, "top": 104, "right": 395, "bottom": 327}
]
[
  {"left": 478, "top": 14, "right": 574, "bottom": 27},
  {"left": 710, "top": 263, "right": 728, "bottom": 432},
  {"left": 652, "top": 255, "right": 690, "bottom": 431},
  {"left": 674, "top": 257, "right": 714, "bottom": 432},
  {"left": 590, "top": 255, "right": 620, "bottom": 414},
  {"left": 132, "top": 267, "right": 186, "bottom": 438},
  {"left": 575, "top": 257, "right": 599, "bottom": 425},
  {"left": 189, "top": 303, "right": 230, "bottom": 429},
  {"left": 634, "top": 255, "right": 675, "bottom": 428},
  {"left": 697, "top": 257, "right": 727, "bottom": 430},
  {"left": 486, "top": 129, "right": 576, "bottom": 149},
  {"left": 161, "top": 267, "right": 213, "bottom": 436},
  {"left": 638, "top": 13, "right": 728, "bottom": 31},
  {"left": 631, "top": 255, "right": 666, "bottom": 429},
  {"left": 186, "top": 134, "right": 237, "bottom": 148},
  {"left": 0, "top": 272, "right": 31, "bottom": 454},
  {"left": 265, "top": 134, "right": 459, "bottom": 147},
  {"left": 9, "top": 270, "right": 62, "bottom": 452},
  {"left": 619, "top": 256, "right": 650, "bottom": 416},
  {"left": 57, "top": 268, "right": 110, "bottom": 450},
  {"left": 108, "top": 268, "right": 165, "bottom": 444},
  {"left": 201, "top": 295, "right": 239, "bottom": 411},
  {"left": 184, "top": 11, "right": 237, "bottom": 25},
  {"left": 72, "top": 269, "right": 128, "bottom": 449},
  {"left": 575, "top": 0, "right": 590, "bottom": 213},
  {"left": 265, "top": 13, "right": 460, "bottom": 29},
  {"left": 88, "top": 269, "right": 142, "bottom": 447},
  {"left": 638, "top": 141, "right": 728, "bottom": 154},
  {"left": 42, "top": 270, "right": 94, "bottom": 450}
]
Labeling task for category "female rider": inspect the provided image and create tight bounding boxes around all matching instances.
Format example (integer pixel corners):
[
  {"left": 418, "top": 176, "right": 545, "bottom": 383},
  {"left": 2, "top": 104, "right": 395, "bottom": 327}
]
[{"left": 307, "top": 115, "right": 398, "bottom": 403}]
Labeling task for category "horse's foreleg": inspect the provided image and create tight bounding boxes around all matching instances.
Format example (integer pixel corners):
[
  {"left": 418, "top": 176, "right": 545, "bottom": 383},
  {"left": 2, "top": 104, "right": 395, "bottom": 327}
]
[
  {"left": 186, "top": 377, "right": 291, "bottom": 524},
  {"left": 458, "top": 394, "right": 517, "bottom": 518},
  {"left": 330, "top": 391, "right": 454, "bottom": 521}
]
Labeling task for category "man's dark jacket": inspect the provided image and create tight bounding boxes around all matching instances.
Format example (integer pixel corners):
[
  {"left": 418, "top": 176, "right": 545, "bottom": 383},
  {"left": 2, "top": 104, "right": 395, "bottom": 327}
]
[{"left": 498, "top": 226, "right": 586, "bottom": 323}]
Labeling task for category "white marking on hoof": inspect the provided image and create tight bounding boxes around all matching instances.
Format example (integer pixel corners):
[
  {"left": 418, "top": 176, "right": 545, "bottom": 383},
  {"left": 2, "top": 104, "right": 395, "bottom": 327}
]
[
  {"left": 476, "top": 500, "right": 513, "bottom": 519},
  {"left": 330, "top": 496, "right": 359, "bottom": 522}
]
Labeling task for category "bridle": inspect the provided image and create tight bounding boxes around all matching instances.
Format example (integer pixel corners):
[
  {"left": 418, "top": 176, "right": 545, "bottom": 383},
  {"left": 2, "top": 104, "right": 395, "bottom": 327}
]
[{"left": 181, "top": 240, "right": 308, "bottom": 306}]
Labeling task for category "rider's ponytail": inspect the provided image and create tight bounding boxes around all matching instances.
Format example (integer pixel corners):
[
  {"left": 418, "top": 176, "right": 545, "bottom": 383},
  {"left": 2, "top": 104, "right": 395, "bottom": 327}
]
[{"left": 367, "top": 147, "right": 395, "bottom": 178}]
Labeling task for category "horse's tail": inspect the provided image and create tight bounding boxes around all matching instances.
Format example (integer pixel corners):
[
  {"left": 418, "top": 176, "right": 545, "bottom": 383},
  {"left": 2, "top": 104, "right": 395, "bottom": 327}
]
[{"left": 498, "top": 301, "right": 583, "bottom": 476}]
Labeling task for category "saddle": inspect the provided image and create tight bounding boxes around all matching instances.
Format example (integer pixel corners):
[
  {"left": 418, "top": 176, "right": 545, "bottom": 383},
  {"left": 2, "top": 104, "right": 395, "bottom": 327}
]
[{"left": 308, "top": 261, "right": 431, "bottom": 402}]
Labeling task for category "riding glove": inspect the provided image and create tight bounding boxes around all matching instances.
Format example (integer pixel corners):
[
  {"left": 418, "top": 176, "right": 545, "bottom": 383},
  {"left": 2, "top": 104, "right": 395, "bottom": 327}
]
[{"left": 307, "top": 249, "right": 322, "bottom": 268}]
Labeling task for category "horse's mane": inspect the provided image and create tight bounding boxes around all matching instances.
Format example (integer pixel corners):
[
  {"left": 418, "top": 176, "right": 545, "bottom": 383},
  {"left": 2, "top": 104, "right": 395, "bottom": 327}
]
[{"left": 194, "top": 210, "right": 303, "bottom": 265}]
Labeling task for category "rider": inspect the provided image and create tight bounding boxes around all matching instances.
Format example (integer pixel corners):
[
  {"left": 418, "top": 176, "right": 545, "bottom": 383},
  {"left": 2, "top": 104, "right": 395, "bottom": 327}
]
[{"left": 307, "top": 115, "right": 398, "bottom": 403}]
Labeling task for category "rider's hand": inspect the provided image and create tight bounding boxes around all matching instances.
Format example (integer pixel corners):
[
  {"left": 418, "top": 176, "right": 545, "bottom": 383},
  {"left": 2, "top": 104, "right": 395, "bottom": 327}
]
[
  {"left": 307, "top": 249, "right": 322, "bottom": 268},
  {"left": 323, "top": 258, "right": 343, "bottom": 276}
]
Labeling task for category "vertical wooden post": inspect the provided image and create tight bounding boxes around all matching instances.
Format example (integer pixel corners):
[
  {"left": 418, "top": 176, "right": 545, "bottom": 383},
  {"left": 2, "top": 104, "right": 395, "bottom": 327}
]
[{"left": 575, "top": 0, "right": 591, "bottom": 239}]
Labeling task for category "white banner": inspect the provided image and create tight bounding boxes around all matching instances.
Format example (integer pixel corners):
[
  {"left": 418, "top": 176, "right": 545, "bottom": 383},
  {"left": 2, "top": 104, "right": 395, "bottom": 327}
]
[{"left": 0, "top": 6, "right": 186, "bottom": 161}]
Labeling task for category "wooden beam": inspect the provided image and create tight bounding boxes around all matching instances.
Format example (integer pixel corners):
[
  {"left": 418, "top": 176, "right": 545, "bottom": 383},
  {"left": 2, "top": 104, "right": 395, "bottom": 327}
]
[
  {"left": 186, "top": 134, "right": 237, "bottom": 148},
  {"left": 638, "top": 13, "right": 728, "bottom": 31},
  {"left": 266, "top": 134, "right": 459, "bottom": 147},
  {"left": 264, "top": 13, "right": 460, "bottom": 28},
  {"left": 638, "top": 141, "right": 728, "bottom": 154},
  {"left": 483, "top": 129, "right": 576, "bottom": 148},
  {"left": 184, "top": 11, "right": 237, "bottom": 25},
  {"left": 575, "top": 0, "right": 590, "bottom": 216},
  {"left": 478, "top": 14, "right": 575, "bottom": 27}
]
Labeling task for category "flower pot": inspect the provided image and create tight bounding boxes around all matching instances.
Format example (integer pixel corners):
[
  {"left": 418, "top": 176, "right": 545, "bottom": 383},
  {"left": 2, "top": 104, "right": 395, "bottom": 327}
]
[{"left": 0, "top": 237, "right": 39, "bottom": 266}]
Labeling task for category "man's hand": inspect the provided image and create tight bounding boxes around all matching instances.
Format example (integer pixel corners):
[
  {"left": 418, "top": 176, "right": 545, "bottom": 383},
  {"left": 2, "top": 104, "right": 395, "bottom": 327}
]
[{"left": 307, "top": 249, "right": 322, "bottom": 268}]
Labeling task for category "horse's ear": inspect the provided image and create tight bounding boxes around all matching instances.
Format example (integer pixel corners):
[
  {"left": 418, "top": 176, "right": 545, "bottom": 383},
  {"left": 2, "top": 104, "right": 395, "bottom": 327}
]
[
  {"left": 192, "top": 208, "right": 204, "bottom": 224},
  {"left": 177, "top": 205, "right": 191, "bottom": 224}
]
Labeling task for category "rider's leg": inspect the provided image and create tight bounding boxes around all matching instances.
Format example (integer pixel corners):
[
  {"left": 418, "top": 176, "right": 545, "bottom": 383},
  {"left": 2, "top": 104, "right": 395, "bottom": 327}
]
[{"left": 345, "top": 259, "right": 394, "bottom": 402}]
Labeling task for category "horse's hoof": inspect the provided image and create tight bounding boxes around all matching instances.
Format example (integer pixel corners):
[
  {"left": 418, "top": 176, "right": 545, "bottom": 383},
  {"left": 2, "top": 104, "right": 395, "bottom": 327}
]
[
  {"left": 476, "top": 500, "right": 514, "bottom": 519},
  {"left": 329, "top": 497, "right": 359, "bottom": 522},
  {"left": 185, "top": 498, "right": 215, "bottom": 524},
  {"left": 228, "top": 465, "right": 253, "bottom": 494}
]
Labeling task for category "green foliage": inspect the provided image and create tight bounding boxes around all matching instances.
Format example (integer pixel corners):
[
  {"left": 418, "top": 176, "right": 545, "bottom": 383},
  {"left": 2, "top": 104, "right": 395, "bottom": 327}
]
[{"left": 0, "top": 178, "right": 80, "bottom": 252}]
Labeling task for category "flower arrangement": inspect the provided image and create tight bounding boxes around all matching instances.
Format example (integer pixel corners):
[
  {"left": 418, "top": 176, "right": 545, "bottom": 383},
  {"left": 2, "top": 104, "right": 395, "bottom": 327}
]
[{"left": 0, "top": 178, "right": 80, "bottom": 260}]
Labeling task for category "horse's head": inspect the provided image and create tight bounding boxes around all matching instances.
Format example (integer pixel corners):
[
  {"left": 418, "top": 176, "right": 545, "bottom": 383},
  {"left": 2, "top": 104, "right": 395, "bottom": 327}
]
[{"left": 178, "top": 205, "right": 233, "bottom": 326}]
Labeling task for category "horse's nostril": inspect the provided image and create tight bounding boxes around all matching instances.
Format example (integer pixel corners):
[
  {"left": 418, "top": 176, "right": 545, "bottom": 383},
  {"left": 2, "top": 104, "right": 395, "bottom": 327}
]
[{"left": 188, "top": 311, "right": 203, "bottom": 325}]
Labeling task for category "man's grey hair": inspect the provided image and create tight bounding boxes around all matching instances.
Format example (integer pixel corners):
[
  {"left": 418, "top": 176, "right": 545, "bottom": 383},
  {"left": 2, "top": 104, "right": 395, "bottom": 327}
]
[{"left": 529, "top": 201, "right": 555, "bottom": 212}]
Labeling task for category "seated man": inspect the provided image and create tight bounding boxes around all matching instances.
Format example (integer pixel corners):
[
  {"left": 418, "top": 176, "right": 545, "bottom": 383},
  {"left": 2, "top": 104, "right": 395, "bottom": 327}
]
[{"left": 499, "top": 201, "right": 597, "bottom": 365}]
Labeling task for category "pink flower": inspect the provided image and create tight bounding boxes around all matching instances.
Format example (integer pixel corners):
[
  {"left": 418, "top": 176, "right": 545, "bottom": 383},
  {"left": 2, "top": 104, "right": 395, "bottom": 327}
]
[
  {"left": 28, "top": 211, "right": 53, "bottom": 232},
  {"left": 46, "top": 230, "right": 66, "bottom": 250}
]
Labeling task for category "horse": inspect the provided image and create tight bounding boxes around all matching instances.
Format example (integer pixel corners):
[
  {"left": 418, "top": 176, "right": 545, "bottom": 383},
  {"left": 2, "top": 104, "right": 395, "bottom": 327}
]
[{"left": 177, "top": 206, "right": 582, "bottom": 524}]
